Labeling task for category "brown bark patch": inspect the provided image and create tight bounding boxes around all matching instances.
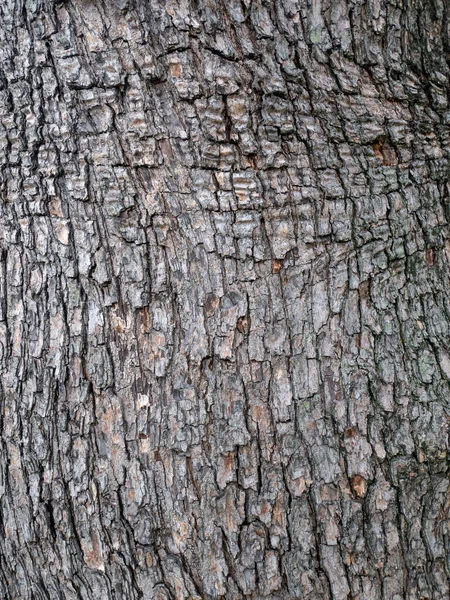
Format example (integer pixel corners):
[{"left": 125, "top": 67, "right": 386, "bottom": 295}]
[
  {"left": 246, "top": 153, "right": 258, "bottom": 169},
  {"left": 344, "top": 427, "right": 358, "bottom": 439},
  {"left": 272, "top": 259, "right": 283, "bottom": 273},
  {"left": 371, "top": 139, "right": 398, "bottom": 166},
  {"left": 237, "top": 315, "right": 251, "bottom": 334},
  {"left": 351, "top": 475, "right": 367, "bottom": 498},
  {"left": 359, "top": 281, "right": 371, "bottom": 301},
  {"left": 205, "top": 293, "right": 220, "bottom": 316},
  {"left": 425, "top": 248, "right": 435, "bottom": 266}
]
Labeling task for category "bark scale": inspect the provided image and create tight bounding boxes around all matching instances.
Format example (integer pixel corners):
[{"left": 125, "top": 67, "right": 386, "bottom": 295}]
[{"left": 0, "top": 0, "right": 450, "bottom": 599}]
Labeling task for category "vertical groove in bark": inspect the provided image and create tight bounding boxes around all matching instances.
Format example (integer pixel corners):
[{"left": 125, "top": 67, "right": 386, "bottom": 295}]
[{"left": 0, "top": 0, "right": 449, "bottom": 598}]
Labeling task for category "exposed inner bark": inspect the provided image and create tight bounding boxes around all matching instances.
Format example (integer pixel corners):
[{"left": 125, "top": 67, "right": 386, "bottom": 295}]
[{"left": 0, "top": 1, "right": 449, "bottom": 599}]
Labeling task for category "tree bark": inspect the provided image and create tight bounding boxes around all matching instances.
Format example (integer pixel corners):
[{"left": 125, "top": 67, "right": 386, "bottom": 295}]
[{"left": 1, "top": 0, "right": 450, "bottom": 598}]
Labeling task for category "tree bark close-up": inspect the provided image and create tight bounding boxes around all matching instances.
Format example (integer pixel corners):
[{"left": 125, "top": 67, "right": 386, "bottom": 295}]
[{"left": 1, "top": 0, "right": 450, "bottom": 598}]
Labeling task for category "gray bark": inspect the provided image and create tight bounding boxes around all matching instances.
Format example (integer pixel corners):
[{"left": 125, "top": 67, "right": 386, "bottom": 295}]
[{"left": 1, "top": 0, "right": 450, "bottom": 598}]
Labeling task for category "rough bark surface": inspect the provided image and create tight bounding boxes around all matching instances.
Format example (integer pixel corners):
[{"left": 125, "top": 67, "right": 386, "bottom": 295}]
[{"left": 1, "top": 1, "right": 450, "bottom": 599}]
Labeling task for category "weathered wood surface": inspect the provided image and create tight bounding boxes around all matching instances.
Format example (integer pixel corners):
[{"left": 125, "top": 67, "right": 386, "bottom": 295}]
[{"left": 1, "top": 0, "right": 450, "bottom": 598}]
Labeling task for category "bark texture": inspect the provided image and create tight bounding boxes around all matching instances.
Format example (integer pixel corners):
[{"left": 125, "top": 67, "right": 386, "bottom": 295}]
[{"left": 1, "top": 0, "right": 450, "bottom": 598}]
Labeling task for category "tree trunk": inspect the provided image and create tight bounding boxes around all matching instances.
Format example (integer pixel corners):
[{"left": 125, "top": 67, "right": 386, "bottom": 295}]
[{"left": 1, "top": 0, "right": 449, "bottom": 598}]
